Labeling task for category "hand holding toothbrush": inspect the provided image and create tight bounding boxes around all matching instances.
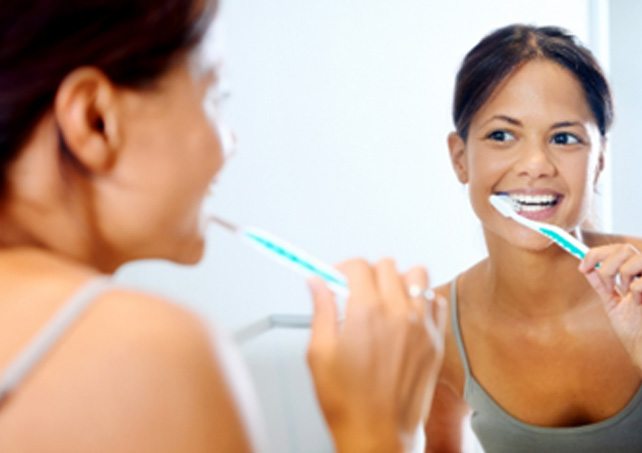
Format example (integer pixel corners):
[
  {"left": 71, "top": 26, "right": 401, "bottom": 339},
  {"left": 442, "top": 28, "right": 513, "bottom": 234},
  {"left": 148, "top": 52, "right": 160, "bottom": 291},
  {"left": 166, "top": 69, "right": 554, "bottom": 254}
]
[
  {"left": 579, "top": 242, "right": 642, "bottom": 372},
  {"left": 306, "top": 259, "right": 446, "bottom": 453}
]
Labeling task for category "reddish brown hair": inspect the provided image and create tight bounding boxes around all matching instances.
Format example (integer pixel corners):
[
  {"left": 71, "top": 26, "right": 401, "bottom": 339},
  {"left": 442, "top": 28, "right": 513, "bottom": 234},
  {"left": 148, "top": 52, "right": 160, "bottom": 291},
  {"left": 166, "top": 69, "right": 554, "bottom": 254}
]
[{"left": 0, "top": 0, "right": 218, "bottom": 188}]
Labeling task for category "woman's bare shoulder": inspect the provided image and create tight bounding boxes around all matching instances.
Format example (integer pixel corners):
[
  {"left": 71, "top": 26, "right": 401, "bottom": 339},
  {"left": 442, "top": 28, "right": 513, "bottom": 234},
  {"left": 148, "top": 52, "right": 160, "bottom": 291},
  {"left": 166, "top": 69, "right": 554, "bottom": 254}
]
[
  {"left": 582, "top": 230, "right": 642, "bottom": 249},
  {"left": 0, "top": 276, "right": 254, "bottom": 452}
]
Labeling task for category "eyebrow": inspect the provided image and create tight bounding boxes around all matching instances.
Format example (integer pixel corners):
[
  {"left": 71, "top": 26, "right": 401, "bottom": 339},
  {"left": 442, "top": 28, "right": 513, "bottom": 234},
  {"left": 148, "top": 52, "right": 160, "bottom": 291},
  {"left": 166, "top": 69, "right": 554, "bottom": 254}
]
[
  {"left": 550, "top": 121, "right": 584, "bottom": 129},
  {"left": 480, "top": 115, "right": 522, "bottom": 128},
  {"left": 480, "top": 116, "right": 586, "bottom": 131}
]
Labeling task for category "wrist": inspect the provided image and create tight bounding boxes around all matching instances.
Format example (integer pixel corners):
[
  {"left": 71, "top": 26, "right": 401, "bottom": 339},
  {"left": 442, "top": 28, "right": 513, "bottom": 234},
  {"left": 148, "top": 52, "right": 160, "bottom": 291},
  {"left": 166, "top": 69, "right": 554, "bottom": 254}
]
[
  {"left": 330, "top": 418, "right": 413, "bottom": 453},
  {"left": 333, "top": 434, "right": 406, "bottom": 453}
]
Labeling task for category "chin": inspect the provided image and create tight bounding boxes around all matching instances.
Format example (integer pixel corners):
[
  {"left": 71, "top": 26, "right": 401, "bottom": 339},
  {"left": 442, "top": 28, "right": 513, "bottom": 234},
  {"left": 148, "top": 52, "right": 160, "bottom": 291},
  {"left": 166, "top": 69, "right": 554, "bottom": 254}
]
[
  {"left": 510, "top": 232, "right": 555, "bottom": 252},
  {"left": 482, "top": 219, "right": 552, "bottom": 254},
  {"left": 174, "top": 239, "right": 206, "bottom": 265}
]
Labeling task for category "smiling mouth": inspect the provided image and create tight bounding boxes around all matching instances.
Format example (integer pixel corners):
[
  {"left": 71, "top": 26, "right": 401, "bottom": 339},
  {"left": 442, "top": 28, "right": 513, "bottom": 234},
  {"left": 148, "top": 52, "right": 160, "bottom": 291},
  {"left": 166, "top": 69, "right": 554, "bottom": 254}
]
[{"left": 496, "top": 192, "right": 562, "bottom": 213}]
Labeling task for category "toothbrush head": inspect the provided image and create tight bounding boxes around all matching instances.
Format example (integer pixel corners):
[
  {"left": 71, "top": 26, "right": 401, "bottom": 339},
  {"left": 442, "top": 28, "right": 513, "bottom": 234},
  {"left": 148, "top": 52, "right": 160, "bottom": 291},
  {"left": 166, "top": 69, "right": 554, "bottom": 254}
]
[
  {"left": 489, "top": 194, "right": 518, "bottom": 218},
  {"left": 207, "top": 215, "right": 239, "bottom": 233}
]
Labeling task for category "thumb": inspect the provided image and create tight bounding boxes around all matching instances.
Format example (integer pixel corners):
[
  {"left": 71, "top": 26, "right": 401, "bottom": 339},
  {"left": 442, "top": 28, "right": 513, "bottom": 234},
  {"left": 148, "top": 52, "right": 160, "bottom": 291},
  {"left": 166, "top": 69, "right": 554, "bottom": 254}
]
[
  {"left": 585, "top": 270, "right": 619, "bottom": 310},
  {"left": 307, "top": 278, "right": 339, "bottom": 359}
]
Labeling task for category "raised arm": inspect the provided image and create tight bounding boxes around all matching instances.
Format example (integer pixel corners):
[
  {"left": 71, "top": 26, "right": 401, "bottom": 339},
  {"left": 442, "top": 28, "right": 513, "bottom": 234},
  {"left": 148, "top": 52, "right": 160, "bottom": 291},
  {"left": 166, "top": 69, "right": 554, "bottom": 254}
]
[{"left": 424, "top": 379, "right": 470, "bottom": 453}]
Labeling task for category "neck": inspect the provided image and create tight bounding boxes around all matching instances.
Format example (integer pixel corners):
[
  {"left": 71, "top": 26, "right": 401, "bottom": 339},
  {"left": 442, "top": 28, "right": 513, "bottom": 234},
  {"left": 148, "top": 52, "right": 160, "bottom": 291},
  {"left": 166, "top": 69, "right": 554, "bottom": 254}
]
[
  {"left": 0, "top": 214, "right": 121, "bottom": 274},
  {"left": 480, "top": 228, "right": 595, "bottom": 318}
]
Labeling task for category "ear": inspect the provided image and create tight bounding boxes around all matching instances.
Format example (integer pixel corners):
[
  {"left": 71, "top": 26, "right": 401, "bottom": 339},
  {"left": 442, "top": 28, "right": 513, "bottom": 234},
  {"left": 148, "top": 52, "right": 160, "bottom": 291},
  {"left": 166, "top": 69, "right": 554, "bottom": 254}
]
[
  {"left": 593, "top": 144, "right": 606, "bottom": 187},
  {"left": 447, "top": 131, "right": 468, "bottom": 184},
  {"left": 53, "top": 67, "right": 121, "bottom": 173}
]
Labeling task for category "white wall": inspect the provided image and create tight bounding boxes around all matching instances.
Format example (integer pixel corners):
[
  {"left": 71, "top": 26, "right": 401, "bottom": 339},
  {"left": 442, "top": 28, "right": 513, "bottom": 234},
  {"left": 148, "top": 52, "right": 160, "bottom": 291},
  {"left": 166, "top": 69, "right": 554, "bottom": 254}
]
[
  {"left": 116, "top": 2, "right": 596, "bottom": 452},
  {"left": 608, "top": 0, "right": 642, "bottom": 236}
]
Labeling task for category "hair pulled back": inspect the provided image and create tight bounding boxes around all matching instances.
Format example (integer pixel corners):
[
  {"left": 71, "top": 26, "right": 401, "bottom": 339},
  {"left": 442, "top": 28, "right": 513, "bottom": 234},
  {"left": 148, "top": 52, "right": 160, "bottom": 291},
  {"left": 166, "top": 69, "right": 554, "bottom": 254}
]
[
  {"left": 0, "top": 0, "right": 217, "bottom": 190},
  {"left": 452, "top": 24, "right": 613, "bottom": 141}
]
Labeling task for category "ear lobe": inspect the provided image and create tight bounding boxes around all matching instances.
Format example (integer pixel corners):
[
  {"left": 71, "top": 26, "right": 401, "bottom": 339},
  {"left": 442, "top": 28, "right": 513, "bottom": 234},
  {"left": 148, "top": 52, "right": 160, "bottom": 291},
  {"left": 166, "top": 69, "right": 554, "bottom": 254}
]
[
  {"left": 54, "top": 67, "right": 121, "bottom": 173},
  {"left": 447, "top": 131, "right": 468, "bottom": 184}
]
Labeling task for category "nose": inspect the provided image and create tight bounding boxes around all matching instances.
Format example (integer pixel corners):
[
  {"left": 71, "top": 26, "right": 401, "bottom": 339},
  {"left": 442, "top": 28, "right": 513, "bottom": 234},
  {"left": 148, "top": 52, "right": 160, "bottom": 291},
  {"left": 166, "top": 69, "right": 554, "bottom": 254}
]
[{"left": 514, "top": 141, "right": 556, "bottom": 179}]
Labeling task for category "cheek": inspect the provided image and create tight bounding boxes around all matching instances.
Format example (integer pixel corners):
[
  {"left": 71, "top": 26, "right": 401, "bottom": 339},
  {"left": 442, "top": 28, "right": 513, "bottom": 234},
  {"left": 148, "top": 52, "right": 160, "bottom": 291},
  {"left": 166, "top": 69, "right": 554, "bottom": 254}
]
[
  {"left": 183, "top": 108, "right": 225, "bottom": 182},
  {"left": 559, "top": 158, "right": 593, "bottom": 219},
  {"left": 560, "top": 150, "right": 595, "bottom": 195},
  {"left": 467, "top": 146, "right": 509, "bottom": 184},
  {"left": 467, "top": 150, "right": 509, "bottom": 201}
]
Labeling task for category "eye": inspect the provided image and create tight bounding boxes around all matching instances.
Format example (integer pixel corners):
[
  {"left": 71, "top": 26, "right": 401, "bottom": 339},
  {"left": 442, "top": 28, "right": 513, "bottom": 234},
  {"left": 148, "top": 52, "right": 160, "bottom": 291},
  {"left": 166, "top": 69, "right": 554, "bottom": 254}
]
[
  {"left": 550, "top": 132, "right": 582, "bottom": 145},
  {"left": 486, "top": 130, "right": 516, "bottom": 142}
]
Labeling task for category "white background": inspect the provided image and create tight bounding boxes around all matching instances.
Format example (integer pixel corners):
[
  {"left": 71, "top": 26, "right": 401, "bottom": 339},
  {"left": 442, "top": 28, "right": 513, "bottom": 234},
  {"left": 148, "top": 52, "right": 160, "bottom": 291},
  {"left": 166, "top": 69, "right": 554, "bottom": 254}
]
[{"left": 116, "top": 1, "right": 641, "bottom": 451}]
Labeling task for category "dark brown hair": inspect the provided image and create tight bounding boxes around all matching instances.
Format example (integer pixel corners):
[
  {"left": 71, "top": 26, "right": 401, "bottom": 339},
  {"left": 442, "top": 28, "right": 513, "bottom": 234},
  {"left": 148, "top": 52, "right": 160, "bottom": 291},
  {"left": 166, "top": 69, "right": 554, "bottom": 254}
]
[
  {"left": 0, "top": 0, "right": 217, "bottom": 188},
  {"left": 452, "top": 24, "right": 613, "bottom": 141}
]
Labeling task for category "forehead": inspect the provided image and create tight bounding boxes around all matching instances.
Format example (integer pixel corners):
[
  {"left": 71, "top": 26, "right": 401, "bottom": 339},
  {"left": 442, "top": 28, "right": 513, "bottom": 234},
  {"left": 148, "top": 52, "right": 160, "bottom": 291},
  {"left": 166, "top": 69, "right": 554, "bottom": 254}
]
[
  {"left": 472, "top": 60, "right": 594, "bottom": 125},
  {"left": 188, "top": 18, "right": 224, "bottom": 78}
]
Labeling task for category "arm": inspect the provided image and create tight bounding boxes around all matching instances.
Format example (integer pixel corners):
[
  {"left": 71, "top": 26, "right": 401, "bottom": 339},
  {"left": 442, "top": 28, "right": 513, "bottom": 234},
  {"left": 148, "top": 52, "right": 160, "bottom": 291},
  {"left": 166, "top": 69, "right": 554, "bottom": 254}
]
[
  {"left": 424, "top": 380, "right": 470, "bottom": 453},
  {"left": 424, "top": 282, "right": 471, "bottom": 452},
  {"left": 579, "top": 237, "right": 642, "bottom": 373},
  {"left": 306, "top": 259, "right": 447, "bottom": 453}
]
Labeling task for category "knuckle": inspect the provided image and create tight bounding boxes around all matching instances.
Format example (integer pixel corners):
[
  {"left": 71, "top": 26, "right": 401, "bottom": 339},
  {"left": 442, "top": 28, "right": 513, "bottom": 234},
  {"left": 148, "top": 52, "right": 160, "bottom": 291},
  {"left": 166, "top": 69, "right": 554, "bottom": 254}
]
[
  {"left": 376, "top": 258, "right": 397, "bottom": 274},
  {"left": 338, "top": 258, "right": 371, "bottom": 280}
]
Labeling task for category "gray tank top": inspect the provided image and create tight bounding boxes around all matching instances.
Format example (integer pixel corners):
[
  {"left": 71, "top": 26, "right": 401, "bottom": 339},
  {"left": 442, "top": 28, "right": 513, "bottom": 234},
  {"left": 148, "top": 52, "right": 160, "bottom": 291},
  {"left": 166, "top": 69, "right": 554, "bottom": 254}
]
[
  {"left": 450, "top": 280, "right": 642, "bottom": 452},
  {"left": 0, "top": 277, "right": 111, "bottom": 405}
]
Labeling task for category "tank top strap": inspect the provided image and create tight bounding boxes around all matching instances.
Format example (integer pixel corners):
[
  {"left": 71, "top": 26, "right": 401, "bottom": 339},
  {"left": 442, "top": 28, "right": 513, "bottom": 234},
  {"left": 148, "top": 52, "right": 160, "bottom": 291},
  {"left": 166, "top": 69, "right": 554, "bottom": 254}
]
[
  {"left": 450, "top": 277, "right": 473, "bottom": 380},
  {"left": 0, "top": 276, "right": 112, "bottom": 405}
]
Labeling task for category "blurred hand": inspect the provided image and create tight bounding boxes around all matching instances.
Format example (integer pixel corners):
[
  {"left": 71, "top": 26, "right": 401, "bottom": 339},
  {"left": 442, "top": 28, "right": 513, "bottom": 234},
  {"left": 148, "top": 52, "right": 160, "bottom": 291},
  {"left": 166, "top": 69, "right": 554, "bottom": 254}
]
[
  {"left": 579, "top": 243, "right": 642, "bottom": 372},
  {"left": 306, "top": 259, "right": 446, "bottom": 453}
]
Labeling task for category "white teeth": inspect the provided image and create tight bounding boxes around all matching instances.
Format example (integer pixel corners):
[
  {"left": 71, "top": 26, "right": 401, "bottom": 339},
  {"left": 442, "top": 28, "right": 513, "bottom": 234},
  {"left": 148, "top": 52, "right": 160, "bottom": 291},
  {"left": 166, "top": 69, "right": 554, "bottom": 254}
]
[{"left": 504, "top": 193, "right": 559, "bottom": 212}]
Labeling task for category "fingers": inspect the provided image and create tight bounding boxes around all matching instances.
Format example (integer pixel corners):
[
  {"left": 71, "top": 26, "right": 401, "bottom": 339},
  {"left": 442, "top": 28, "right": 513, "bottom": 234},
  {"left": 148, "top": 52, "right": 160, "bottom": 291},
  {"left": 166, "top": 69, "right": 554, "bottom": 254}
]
[
  {"left": 632, "top": 278, "right": 642, "bottom": 305},
  {"left": 580, "top": 244, "right": 642, "bottom": 298},
  {"left": 584, "top": 269, "right": 617, "bottom": 308},
  {"left": 336, "top": 259, "right": 379, "bottom": 307},
  {"left": 308, "top": 257, "right": 446, "bottom": 443},
  {"left": 339, "top": 258, "right": 424, "bottom": 314},
  {"left": 403, "top": 265, "right": 429, "bottom": 289},
  {"left": 403, "top": 266, "right": 430, "bottom": 305},
  {"left": 307, "top": 277, "right": 339, "bottom": 365},
  {"left": 432, "top": 295, "right": 448, "bottom": 337},
  {"left": 620, "top": 253, "right": 642, "bottom": 294},
  {"left": 375, "top": 259, "right": 410, "bottom": 313}
]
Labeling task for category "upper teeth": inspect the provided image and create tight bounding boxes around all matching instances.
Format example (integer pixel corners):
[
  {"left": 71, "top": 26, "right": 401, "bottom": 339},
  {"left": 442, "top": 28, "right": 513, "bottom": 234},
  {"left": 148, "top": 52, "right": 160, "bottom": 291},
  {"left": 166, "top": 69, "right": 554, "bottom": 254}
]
[{"left": 508, "top": 194, "right": 558, "bottom": 205}]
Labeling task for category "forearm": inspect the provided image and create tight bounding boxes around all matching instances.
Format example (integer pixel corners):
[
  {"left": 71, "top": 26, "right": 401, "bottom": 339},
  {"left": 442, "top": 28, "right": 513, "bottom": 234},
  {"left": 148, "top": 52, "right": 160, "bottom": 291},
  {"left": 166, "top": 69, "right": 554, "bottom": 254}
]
[{"left": 330, "top": 424, "right": 410, "bottom": 453}]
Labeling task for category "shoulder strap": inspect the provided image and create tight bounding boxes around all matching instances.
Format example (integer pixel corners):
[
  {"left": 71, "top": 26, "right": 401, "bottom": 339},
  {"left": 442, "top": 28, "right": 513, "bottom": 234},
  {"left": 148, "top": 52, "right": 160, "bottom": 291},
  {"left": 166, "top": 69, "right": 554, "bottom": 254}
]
[
  {"left": 0, "top": 277, "right": 112, "bottom": 404},
  {"left": 450, "top": 278, "right": 472, "bottom": 378}
]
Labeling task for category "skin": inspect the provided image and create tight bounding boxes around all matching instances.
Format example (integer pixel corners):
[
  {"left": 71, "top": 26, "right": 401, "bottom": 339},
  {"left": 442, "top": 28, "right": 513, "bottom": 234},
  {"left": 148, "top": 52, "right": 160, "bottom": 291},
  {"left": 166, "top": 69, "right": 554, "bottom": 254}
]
[
  {"left": 0, "top": 17, "right": 446, "bottom": 453},
  {"left": 424, "top": 59, "right": 642, "bottom": 452}
]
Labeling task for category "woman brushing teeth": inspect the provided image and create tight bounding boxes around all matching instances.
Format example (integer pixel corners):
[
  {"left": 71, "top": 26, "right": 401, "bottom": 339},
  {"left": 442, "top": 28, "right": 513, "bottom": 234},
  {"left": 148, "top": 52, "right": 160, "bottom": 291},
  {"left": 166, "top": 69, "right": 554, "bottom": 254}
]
[{"left": 423, "top": 24, "right": 642, "bottom": 453}]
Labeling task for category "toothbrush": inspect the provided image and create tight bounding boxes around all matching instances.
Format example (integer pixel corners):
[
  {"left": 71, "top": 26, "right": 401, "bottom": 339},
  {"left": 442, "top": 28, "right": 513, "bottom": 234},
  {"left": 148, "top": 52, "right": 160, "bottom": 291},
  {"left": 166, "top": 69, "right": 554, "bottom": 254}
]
[
  {"left": 208, "top": 216, "right": 349, "bottom": 297},
  {"left": 489, "top": 194, "right": 589, "bottom": 260}
]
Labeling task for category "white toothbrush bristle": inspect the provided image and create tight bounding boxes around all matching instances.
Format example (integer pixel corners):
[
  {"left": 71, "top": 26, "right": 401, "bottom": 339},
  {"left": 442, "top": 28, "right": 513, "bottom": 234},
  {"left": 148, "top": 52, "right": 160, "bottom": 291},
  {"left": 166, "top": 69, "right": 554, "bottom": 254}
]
[{"left": 489, "top": 194, "right": 518, "bottom": 217}]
